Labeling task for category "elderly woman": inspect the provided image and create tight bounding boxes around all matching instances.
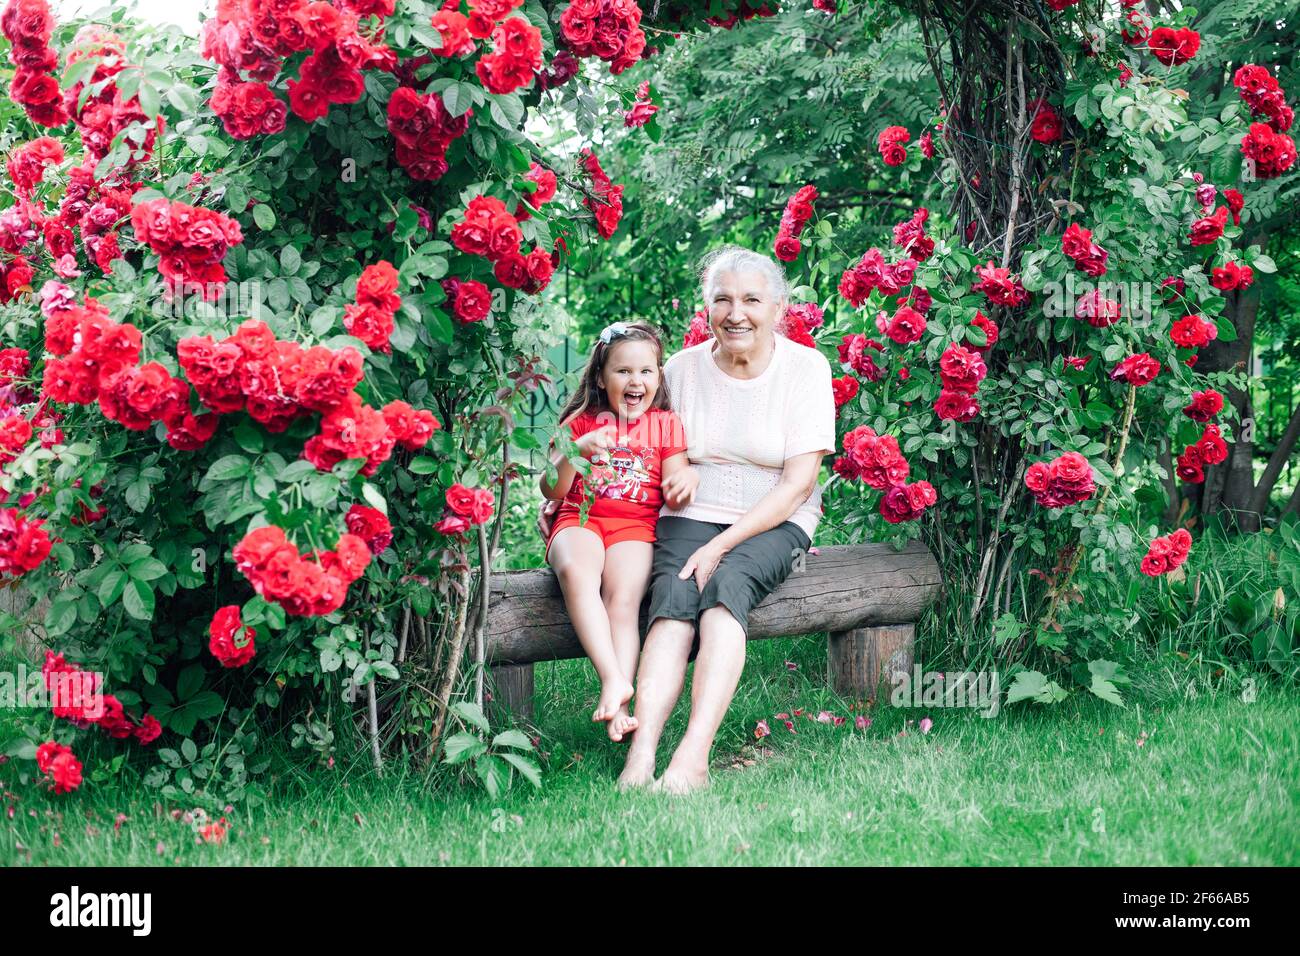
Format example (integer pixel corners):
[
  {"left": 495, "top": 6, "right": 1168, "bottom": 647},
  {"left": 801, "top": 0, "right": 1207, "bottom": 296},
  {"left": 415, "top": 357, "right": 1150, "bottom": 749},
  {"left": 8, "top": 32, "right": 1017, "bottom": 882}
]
[{"left": 614, "top": 245, "right": 837, "bottom": 793}]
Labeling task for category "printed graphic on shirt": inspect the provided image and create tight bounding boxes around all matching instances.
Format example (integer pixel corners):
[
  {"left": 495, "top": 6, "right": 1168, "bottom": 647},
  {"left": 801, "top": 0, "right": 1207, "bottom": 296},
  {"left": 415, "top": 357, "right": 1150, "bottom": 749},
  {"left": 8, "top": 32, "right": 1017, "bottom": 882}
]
[{"left": 597, "top": 444, "right": 654, "bottom": 504}]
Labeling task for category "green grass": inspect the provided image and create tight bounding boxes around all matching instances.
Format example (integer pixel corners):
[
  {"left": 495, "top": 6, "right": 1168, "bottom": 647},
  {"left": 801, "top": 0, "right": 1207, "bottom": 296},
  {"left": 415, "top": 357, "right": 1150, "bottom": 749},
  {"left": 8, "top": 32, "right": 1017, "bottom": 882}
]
[{"left": 3, "top": 639, "right": 1296, "bottom": 866}]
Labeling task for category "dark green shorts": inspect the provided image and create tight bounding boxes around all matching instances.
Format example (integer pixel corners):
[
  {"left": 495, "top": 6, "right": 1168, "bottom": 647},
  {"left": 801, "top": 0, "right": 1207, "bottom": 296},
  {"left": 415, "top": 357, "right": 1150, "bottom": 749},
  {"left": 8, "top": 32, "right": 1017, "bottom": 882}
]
[{"left": 647, "top": 516, "right": 811, "bottom": 654}]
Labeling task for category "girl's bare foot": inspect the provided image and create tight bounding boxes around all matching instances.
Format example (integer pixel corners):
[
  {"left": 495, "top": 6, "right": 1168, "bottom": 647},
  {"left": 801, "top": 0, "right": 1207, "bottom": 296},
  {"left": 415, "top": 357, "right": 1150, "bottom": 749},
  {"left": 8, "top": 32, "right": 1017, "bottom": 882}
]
[
  {"left": 591, "top": 676, "right": 635, "bottom": 723},
  {"left": 608, "top": 708, "right": 639, "bottom": 742}
]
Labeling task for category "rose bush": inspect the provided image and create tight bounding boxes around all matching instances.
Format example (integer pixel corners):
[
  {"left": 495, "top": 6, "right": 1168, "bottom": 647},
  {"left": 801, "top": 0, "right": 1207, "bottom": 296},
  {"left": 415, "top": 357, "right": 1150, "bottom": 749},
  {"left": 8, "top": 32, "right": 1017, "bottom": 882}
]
[{"left": 0, "top": 0, "right": 645, "bottom": 802}]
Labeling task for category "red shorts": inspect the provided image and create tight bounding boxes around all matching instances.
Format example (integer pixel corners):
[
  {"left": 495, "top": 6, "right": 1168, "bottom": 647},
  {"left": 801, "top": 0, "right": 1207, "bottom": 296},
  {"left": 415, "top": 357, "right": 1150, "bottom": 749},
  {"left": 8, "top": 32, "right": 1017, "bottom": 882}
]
[{"left": 545, "top": 511, "right": 657, "bottom": 562}]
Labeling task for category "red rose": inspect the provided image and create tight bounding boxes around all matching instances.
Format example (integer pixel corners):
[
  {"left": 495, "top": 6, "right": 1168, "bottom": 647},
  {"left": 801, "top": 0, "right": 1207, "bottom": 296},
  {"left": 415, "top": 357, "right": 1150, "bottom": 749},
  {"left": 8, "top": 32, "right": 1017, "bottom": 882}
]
[
  {"left": 452, "top": 278, "right": 491, "bottom": 322},
  {"left": 1029, "top": 100, "right": 1063, "bottom": 143},
  {"left": 938, "top": 344, "right": 986, "bottom": 393},
  {"left": 430, "top": 11, "right": 476, "bottom": 57},
  {"left": 1223, "top": 188, "right": 1245, "bottom": 224},
  {"left": 446, "top": 483, "right": 477, "bottom": 517},
  {"left": 356, "top": 261, "right": 401, "bottom": 312},
  {"left": 1210, "top": 260, "right": 1253, "bottom": 292},
  {"left": 1148, "top": 26, "right": 1200, "bottom": 66},
  {"left": 875, "top": 305, "right": 927, "bottom": 345},
  {"left": 346, "top": 504, "right": 394, "bottom": 554},
  {"left": 1170, "top": 315, "right": 1217, "bottom": 349},
  {"left": 774, "top": 234, "right": 802, "bottom": 262},
  {"left": 1176, "top": 446, "right": 1205, "bottom": 483},
  {"left": 972, "top": 261, "right": 1029, "bottom": 306},
  {"left": 343, "top": 303, "right": 395, "bottom": 353},
  {"left": 934, "top": 389, "right": 979, "bottom": 422},
  {"left": 493, "top": 251, "right": 530, "bottom": 288},
  {"left": 1182, "top": 389, "right": 1223, "bottom": 422},
  {"left": 209, "top": 605, "right": 257, "bottom": 668},
  {"left": 1189, "top": 206, "right": 1228, "bottom": 246},
  {"left": 1025, "top": 452, "right": 1095, "bottom": 508},
  {"left": 831, "top": 375, "right": 860, "bottom": 410},
  {"left": 970, "top": 312, "right": 999, "bottom": 351},
  {"left": 436, "top": 513, "right": 472, "bottom": 536}
]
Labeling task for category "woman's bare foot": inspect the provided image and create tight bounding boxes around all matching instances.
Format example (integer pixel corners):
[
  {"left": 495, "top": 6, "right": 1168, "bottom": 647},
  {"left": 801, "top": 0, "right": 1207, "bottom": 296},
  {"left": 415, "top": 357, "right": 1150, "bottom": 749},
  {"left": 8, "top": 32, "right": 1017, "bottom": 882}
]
[
  {"left": 591, "top": 676, "right": 634, "bottom": 723},
  {"left": 658, "top": 747, "right": 710, "bottom": 794},
  {"left": 616, "top": 750, "right": 656, "bottom": 790},
  {"left": 608, "top": 708, "right": 639, "bottom": 743}
]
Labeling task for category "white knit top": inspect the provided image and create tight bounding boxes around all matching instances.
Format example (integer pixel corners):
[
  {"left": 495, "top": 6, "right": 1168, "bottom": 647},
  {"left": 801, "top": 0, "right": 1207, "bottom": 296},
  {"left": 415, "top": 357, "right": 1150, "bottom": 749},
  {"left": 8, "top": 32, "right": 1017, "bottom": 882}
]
[{"left": 660, "top": 333, "right": 837, "bottom": 540}]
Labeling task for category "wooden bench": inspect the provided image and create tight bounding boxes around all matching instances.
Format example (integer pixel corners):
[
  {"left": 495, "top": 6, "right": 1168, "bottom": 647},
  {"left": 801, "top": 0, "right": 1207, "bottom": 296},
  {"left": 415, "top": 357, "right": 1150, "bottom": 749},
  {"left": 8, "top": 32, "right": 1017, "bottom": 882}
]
[{"left": 485, "top": 540, "right": 943, "bottom": 719}]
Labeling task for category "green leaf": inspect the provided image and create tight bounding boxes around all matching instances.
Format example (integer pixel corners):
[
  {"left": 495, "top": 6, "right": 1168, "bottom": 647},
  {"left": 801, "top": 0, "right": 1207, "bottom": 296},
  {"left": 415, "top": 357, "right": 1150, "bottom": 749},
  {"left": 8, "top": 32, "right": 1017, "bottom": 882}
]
[
  {"left": 225, "top": 182, "right": 249, "bottom": 215},
  {"left": 474, "top": 753, "right": 509, "bottom": 798},
  {"left": 205, "top": 455, "right": 251, "bottom": 482},
  {"left": 129, "top": 557, "right": 168, "bottom": 582},
  {"left": 1213, "top": 313, "right": 1238, "bottom": 343},
  {"left": 98, "top": 569, "right": 128, "bottom": 607},
  {"left": 252, "top": 203, "right": 276, "bottom": 230},
  {"left": 123, "top": 579, "right": 156, "bottom": 621},
  {"left": 1007, "top": 670, "right": 1051, "bottom": 704},
  {"left": 181, "top": 738, "right": 198, "bottom": 762},
  {"left": 442, "top": 732, "right": 487, "bottom": 765},
  {"left": 186, "top": 691, "right": 225, "bottom": 720},
  {"left": 279, "top": 460, "right": 318, "bottom": 482},
  {"left": 177, "top": 663, "right": 205, "bottom": 702},
  {"left": 423, "top": 307, "right": 454, "bottom": 344},
  {"left": 499, "top": 751, "right": 542, "bottom": 789},
  {"left": 233, "top": 422, "right": 264, "bottom": 454},
  {"left": 992, "top": 613, "right": 1024, "bottom": 646},
  {"left": 409, "top": 457, "right": 439, "bottom": 475},
  {"left": 1086, "top": 658, "right": 1131, "bottom": 685},
  {"left": 489, "top": 93, "right": 525, "bottom": 130},
  {"left": 1088, "top": 676, "right": 1125, "bottom": 706},
  {"left": 124, "top": 477, "right": 151, "bottom": 512},
  {"left": 491, "top": 729, "right": 534, "bottom": 750},
  {"left": 452, "top": 701, "right": 490, "bottom": 733},
  {"left": 309, "top": 306, "right": 339, "bottom": 338},
  {"left": 361, "top": 483, "right": 387, "bottom": 514},
  {"left": 280, "top": 245, "right": 302, "bottom": 275}
]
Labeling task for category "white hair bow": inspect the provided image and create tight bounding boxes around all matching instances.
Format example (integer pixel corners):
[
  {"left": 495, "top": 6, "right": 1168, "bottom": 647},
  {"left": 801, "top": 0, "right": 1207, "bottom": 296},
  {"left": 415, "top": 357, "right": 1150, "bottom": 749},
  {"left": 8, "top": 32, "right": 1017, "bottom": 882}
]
[{"left": 599, "top": 322, "right": 631, "bottom": 344}]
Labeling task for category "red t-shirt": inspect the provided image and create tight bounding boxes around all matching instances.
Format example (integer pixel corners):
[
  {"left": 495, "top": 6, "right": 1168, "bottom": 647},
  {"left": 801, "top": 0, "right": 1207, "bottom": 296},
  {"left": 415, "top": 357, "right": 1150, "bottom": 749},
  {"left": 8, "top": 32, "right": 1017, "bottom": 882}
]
[{"left": 559, "top": 408, "right": 688, "bottom": 521}]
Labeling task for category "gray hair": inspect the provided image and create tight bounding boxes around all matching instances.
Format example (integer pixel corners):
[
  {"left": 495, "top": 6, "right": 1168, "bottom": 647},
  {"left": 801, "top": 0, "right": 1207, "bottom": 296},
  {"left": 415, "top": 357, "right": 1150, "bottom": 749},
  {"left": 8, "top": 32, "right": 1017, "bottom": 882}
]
[{"left": 698, "top": 245, "right": 789, "bottom": 306}]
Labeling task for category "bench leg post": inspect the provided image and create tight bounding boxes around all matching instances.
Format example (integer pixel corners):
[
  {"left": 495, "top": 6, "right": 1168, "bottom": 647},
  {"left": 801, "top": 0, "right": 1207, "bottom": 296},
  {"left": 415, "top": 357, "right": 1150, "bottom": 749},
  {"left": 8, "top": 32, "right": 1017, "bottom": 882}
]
[
  {"left": 489, "top": 663, "right": 535, "bottom": 722},
  {"left": 828, "top": 624, "right": 915, "bottom": 702}
]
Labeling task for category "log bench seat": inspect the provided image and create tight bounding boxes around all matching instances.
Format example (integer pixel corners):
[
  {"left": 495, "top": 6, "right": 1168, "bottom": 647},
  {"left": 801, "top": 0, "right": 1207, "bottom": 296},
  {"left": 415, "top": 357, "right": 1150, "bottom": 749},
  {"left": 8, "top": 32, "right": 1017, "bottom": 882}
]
[{"left": 484, "top": 540, "right": 943, "bottom": 719}]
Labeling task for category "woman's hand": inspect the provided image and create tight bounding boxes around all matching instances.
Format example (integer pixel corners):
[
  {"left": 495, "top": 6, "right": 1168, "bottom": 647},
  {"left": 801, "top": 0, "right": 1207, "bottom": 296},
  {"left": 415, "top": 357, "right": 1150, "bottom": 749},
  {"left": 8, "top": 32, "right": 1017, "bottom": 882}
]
[
  {"left": 574, "top": 425, "right": 617, "bottom": 460},
  {"left": 661, "top": 466, "right": 699, "bottom": 509},
  {"left": 679, "top": 540, "right": 728, "bottom": 590},
  {"left": 536, "top": 498, "right": 560, "bottom": 540}
]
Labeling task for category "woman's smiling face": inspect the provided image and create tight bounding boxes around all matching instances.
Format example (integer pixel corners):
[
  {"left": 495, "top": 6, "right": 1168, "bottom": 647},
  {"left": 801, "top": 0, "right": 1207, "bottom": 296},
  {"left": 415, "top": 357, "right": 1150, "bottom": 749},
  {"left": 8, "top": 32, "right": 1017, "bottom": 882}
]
[
  {"left": 598, "top": 338, "right": 660, "bottom": 419},
  {"left": 707, "top": 268, "right": 781, "bottom": 359}
]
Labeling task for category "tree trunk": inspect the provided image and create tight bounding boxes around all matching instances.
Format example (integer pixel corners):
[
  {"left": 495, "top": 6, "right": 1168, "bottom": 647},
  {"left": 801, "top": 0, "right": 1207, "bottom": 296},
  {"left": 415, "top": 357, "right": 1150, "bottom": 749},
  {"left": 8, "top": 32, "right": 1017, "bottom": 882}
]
[
  {"left": 1283, "top": 480, "right": 1300, "bottom": 517},
  {"left": 1249, "top": 401, "right": 1300, "bottom": 519},
  {"left": 1197, "top": 245, "right": 1265, "bottom": 526},
  {"left": 1223, "top": 395, "right": 1260, "bottom": 532}
]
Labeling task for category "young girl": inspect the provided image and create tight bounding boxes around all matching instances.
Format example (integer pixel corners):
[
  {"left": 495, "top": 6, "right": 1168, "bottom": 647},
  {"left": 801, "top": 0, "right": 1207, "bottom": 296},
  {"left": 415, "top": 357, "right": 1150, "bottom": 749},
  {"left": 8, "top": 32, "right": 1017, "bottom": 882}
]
[{"left": 541, "top": 321, "right": 697, "bottom": 742}]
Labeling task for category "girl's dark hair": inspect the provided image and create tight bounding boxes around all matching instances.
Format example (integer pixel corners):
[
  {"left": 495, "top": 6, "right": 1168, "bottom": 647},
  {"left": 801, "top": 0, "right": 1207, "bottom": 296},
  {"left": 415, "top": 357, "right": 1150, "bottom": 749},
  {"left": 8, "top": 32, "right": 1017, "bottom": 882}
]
[{"left": 556, "top": 321, "right": 671, "bottom": 425}]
